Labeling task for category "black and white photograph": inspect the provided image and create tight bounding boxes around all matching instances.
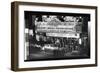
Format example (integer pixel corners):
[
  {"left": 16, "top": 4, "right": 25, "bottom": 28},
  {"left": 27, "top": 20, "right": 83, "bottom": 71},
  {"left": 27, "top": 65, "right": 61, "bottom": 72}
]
[{"left": 24, "top": 11, "right": 90, "bottom": 61}]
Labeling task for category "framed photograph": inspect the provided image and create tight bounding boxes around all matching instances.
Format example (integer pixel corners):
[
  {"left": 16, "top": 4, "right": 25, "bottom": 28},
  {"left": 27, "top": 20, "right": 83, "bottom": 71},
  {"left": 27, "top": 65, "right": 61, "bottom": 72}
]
[{"left": 11, "top": 1, "right": 97, "bottom": 71}]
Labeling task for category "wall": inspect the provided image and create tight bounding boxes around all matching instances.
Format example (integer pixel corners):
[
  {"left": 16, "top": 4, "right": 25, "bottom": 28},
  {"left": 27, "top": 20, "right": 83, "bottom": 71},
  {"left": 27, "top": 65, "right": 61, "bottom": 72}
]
[{"left": 0, "top": 0, "right": 99, "bottom": 73}]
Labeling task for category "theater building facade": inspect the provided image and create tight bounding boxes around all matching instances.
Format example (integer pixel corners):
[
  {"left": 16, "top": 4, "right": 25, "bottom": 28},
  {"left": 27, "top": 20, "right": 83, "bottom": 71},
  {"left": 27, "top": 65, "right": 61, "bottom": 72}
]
[{"left": 24, "top": 11, "right": 90, "bottom": 61}]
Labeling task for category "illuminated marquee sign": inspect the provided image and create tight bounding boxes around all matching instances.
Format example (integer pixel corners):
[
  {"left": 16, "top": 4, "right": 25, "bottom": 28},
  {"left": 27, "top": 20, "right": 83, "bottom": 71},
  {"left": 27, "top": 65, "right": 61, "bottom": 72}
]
[
  {"left": 36, "top": 21, "right": 78, "bottom": 33},
  {"left": 35, "top": 18, "right": 82, "bottom": 38}
]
